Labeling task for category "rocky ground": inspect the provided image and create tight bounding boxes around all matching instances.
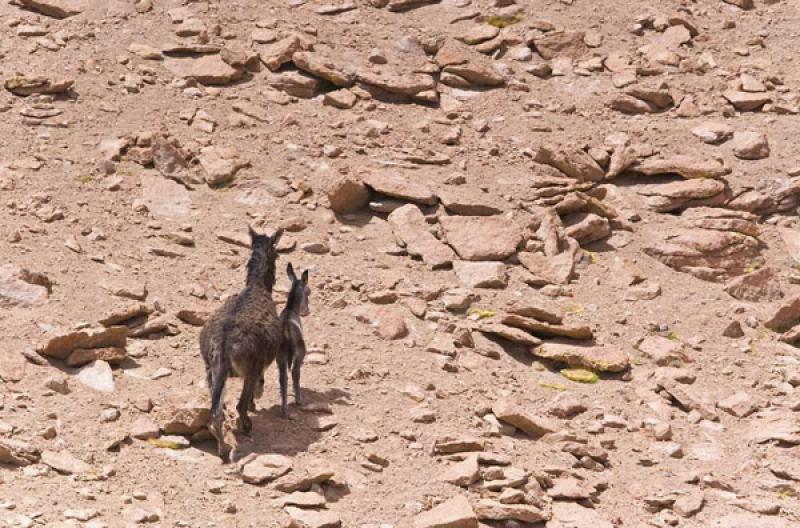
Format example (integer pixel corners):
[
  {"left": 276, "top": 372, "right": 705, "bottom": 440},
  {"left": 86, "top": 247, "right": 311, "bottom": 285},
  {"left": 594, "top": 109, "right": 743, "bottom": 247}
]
[{"left": 1, "top": 0, "right": 800, "bottom": 526}]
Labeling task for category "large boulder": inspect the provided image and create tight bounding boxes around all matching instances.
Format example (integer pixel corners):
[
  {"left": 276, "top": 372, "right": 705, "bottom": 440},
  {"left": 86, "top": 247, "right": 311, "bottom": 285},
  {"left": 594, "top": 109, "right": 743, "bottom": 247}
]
[{"left": 327, "top": 176, "right": 370, "bottom": 214}]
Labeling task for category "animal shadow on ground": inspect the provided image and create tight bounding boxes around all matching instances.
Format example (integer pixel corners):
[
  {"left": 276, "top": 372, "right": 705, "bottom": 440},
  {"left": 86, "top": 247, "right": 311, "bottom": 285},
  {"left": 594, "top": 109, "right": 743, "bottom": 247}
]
[{"left": 196, "top": 387, "right": 351, "bottom": 460}]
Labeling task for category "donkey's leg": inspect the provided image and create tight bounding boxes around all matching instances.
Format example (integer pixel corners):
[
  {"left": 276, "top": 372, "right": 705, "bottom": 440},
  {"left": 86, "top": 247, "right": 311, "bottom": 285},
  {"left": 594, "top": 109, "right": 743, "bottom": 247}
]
[
  {"left": 237, "top": 370, "right": 259, "bottom": 434},
  {"left": 249, "top": 373, "right": 264, "bottom": 412},
  {"left": 291, "top": 360, "right": 303, "bottom": 407},
  {"left": 292, "top": 337, "right": 306, "bottom": 407},
  {"left": 276, "top": 346, "right": 290, "bottom": 419}
]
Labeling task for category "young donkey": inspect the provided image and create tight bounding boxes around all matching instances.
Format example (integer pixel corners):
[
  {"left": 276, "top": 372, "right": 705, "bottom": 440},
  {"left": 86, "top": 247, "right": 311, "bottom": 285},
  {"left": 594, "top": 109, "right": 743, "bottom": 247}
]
[
  {"left": 278, "top": 263, "right": 311, "bottom": 418},
  {"left": 200, "top": 227, "right": 284, "bottom": 461}
]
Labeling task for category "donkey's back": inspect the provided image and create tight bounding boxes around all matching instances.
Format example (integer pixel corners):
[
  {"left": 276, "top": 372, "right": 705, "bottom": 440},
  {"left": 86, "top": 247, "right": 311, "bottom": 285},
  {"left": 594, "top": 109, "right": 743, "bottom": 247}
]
[{"left": 200, "top": 289, "right": 282, "bottom": 375}]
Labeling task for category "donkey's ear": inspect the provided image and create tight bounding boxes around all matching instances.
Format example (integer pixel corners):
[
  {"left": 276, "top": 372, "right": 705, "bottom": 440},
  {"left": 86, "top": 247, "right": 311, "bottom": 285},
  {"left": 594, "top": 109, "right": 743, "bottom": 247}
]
[
  {"left": 301, "top": 269, "right": 309, "bottom": 283},
  {"left": 287, "top": 262, "right": 297, "bottom": 282},
  {"left": 271, "top": 228, "right": 284, "bottom": 248},
  {"left": 248, "top": 225, "right": 258, "bottom": 244}
]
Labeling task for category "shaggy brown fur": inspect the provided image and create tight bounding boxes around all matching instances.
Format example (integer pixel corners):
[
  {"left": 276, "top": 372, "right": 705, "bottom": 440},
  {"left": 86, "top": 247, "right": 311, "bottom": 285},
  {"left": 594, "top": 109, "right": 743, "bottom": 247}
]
[{"left": 200, "top": 226, "right": 283, "bottom": 461}]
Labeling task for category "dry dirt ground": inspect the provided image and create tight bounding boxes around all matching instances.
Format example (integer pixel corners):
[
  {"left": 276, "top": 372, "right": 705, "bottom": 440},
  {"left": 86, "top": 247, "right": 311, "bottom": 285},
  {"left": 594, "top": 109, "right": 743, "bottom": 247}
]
[{"left": 2, "top": 0, "right": 800, "bottom": 526}]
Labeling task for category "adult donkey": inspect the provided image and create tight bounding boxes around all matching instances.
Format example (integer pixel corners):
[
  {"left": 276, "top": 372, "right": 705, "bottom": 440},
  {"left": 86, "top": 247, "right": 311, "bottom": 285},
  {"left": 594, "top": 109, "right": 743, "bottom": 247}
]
[{"left": 200, "top": 226, "right": 284, "bottom": 461}]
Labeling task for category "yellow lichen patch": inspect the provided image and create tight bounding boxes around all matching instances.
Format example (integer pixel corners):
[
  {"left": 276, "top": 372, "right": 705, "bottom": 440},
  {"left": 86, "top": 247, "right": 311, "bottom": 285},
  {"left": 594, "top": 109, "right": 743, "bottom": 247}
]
[
  {"left": 467, "top": 307, "right": 496, "bottom": 320},
  {"left": 486, "top": 14, "right": 523, "bottom": 28},
  {"left": 539, "top": 382, "right": 568, "bottom": 391},
  {"left": 560, "top": 368, "right": 599, "bottom": 384},
  {"left": 147, "top": 438, "right": 187, "bottom": 449},
  {"left": 563, "top": 303, "right": 585, "bottom": 316},
  {"left": 745, "top": 256, "right": 766, "bottom": 273}
]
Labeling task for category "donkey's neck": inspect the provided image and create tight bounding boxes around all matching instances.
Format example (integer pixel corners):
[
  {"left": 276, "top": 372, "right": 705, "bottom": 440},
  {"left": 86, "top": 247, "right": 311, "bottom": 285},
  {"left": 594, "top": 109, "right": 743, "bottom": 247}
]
[
  {"left": 245, "top": 257, "right": 276, "bottom": 292},
  {"left": 284, "top": 283, "right": 302, "bottom": 313}
]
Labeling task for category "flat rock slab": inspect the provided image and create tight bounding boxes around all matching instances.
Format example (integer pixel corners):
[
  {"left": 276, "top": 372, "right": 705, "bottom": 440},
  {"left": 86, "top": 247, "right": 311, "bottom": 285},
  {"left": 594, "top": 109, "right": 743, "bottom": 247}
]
[
  {"left": 0, "top": 264, "right": 48, "bottom": 308},
  {"left": 724, "top": 267, "right": 783, "bottom": 302},
  {"left": 438, "top": 187, "right": 503, "bottom": 216},
  {"left": 440, "top": 456, "right": 479, "bottom": 487},
  {"left": 164, "top": 55, "right": 244, "bottom": 85},
  {"left": 279, "top": 491, "right": 327, "bottom": 508},
  {"left": 199, "top": 146, "right": 249, "bottom": 186},
  {"left": 533, "top": 31, "right": 587, "bottom": 60},
  {"left": 414, "top": 495, "right": 477, "bottom": 528},
  {"left": 38, "top": 326, "right": 128, "bottom": 360},
  {"left": 363, "top": 172, "right": 437, "bottom": 206},
  {"left": 433, "top": 435, "right": 485, "bottom": 454},
  {"left": 722, "top": 90, "right": 771, "bottom": 111},
  {"left": 436, "top": 40, "right": 505, "bottom": 87},
  {"left": 441, "top": 216, "right": 522, "bottom": 261},
  {"left": 475, "top": 500, "right": 549, "bottom": 523},
  {"left": 534, "top": 144, "right": 605, "bottom": 182},
  {"left": 644, "top": 227, "right": 761, "bottom": 282},
  {"left": 0, "top": 438, "right": 41, "bottom": 466},
  {"left": 518, "top": 248, "right": 577, "bottom": 285},
  {"left": 388, "top": 204, "right": 455, "bottom": 269},
  {"left": 492, "top": 399, "right": 560, "bottom": 437},
  {"left": 547, "top": 502, "right": 613, "bottom": 528},
  {"left": 476, "top": 323, "right": 542, "bottom": 347},
  {"left": 501, "top": 314, "right": 593, "bottom": 340},
  {"left": 692, "top": 122, "right": 734, "bottom": 144},
  {"left": 453, "top": 261, "right": 507, "bottom": 288},
  {"left": 633, "top": 155, "right": 731, "bottom": 179},
  {"left": 293, "top": 49, "right": 356, "bottom": 87},
  {"left": 241, "top": 454, "right": 292, "bottom": 484},
  {"left": 18, "top": 0, "right": 84, "bottom": 18},
  {"left": 533, "top": 341, "right": 629, "bottom": 372},
  {"left": 5, "top": 75, "right": 73, "bottom": 96},
  {"left": 274, "top": 459, "right": 336, "bottom": 492},
  {"left": 637, "top": 179, "right": 727, "bottom": 213},
  {"left": 42, "top": 450, "right": 92, "bottom": 474},
  {"left": 260, "top": 35, "right": 305, "bottom": 71},
  {"left": 139, "top": 174, "right": 192, "bottom": 220},
  {"left": 286, "top": 507, "right": 341, "bottom": 528},
  {"left": 780, "top": 228, "right": 800, "bottom": 264},
  {"left": 388, "top": 0, "right": 440, "bottom": 11},
  {"left": 508, "top": 297, "right": 562, "bottom": 324},
  {"left": 749, "top": 419, "right": 800, "bottom": 445},
  {"left": 76, "top": 360, "right": 116, "bottom": 393},
  {"left": 66, "top": 346, "right": 127, "bottom": 368},
  {"left": 765, "top": 296, "right": 800, "bottom": 333}
]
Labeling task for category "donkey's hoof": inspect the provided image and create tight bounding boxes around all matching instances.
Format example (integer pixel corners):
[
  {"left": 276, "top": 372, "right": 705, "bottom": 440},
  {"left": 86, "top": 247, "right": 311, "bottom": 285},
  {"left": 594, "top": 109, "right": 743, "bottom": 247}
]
[
  {"left": 217, "top": 444, "right": 232, "bottom": 463},
  {"left": 238, "top": 416, "right": 253, "bottom": 434}
]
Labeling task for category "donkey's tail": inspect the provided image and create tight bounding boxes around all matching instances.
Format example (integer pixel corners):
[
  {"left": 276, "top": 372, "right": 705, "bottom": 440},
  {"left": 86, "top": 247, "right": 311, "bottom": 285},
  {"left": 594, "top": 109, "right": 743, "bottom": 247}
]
[{"left": 209, "top": 337, "right": 231, "bottom": 420}]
